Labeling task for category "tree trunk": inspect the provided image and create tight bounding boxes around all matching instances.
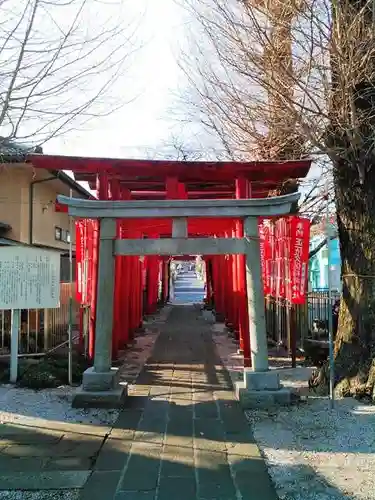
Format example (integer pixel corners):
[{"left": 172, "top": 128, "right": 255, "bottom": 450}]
[
  {"left": 309, "top": 160, "right": 375, "bottom": 398},
  {"left": 333, "top": 0, "right": 375, "bottom": 398},
  {"left": 310, "top": 0, "right": 375, "bottom": 400},
  {"left": 331, "top": 159, "right": 375, "bottom": 397}
]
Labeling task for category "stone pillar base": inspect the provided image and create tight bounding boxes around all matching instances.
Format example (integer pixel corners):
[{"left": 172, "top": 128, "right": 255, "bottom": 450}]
[
  {"left": 235, "top": 370, "right": 298, "bottom": 409},
  {"left": 72, "top": 387, "right": 128, "bottom": 409},
  {"left": 202, "top": 309, "right": 215, "bottom": 323},
  {"left": 82, "top": 366, "right": 120, "bottom": 391},
  {"left": 72, "top": 366, "right": 128, "bottom": 409}
]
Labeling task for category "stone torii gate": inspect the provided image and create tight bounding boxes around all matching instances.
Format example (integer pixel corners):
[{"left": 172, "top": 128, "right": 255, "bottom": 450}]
[{"left": 58, "top": 193, "right": 299, "bottom": 408}]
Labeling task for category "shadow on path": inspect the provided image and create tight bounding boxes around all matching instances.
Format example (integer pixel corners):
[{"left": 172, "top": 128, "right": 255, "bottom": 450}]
[{"left": 0, "top": 305, "right": 359, "bottom": 499}]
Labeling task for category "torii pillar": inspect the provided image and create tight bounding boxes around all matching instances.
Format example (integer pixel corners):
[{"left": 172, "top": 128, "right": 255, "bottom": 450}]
[{"left": 58, "top": 194, "right": 299, "bottom": 409}]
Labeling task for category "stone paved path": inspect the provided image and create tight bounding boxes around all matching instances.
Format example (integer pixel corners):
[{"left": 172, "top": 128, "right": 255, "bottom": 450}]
[
  {"left": 172, "top": 269, "right": 205, "bottom": 304},
  {"left": 82, "top": 305, "right": 278, "bottom": 500}
]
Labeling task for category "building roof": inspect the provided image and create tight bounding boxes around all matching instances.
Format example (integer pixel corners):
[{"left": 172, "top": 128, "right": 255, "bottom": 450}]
[
  {"left": 0, "top": 138, "right": 92, "bottom": 199},
  {"left": 48, "top": 170, "right": 93, "bottom": 199},
  {"left": 0, "top": 137, "right": 42, "bottom": 162}
]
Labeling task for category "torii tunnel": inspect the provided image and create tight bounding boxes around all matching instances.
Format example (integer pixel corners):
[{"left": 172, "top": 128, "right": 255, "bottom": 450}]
[{"left": 28, "top": 154, "right": 312, "bottom": 376}]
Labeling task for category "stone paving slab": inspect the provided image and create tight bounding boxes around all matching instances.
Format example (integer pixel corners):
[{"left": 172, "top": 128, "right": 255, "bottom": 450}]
[
  {"left": 0, "top": 310, "right": 168, "bottom": 493},
  {"left": 81, "top": 471, "right": 121, "bottom": 500},
  {"left": 0, "top": 295, "right": 278, "bottom": 498},
  {"left": 0, "top": 471, "right": 90, "bottom": 490},
  {"left": 0, "top": 421, "right": 111, "bottom": 437},
  {"left": 82, "top": 302, "right": 278, "bottom": 500},
  {"left": 0, "top": 425, "right": 106, "bottom": 489}
]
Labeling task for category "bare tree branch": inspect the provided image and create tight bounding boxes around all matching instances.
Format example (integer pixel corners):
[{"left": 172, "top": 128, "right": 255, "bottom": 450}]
[{"left": 0, "top": 0, "right": 141, "bottom": 146}]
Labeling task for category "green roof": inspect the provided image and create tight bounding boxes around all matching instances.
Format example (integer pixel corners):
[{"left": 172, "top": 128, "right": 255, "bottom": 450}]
[{"left": 0, "top": 137, "right": 42, "bottom": 161}]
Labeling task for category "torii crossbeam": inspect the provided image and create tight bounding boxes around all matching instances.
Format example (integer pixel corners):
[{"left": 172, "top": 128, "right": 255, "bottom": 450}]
[{"left": 58, "top": 193, "right": 299, "bottom": 408}]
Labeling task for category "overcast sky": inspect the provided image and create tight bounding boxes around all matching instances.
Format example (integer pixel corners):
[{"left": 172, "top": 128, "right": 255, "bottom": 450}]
[
  {"left": 43, "top": 0, "right": 320, "bottom": 199},
  {"left": 46, "top": 0, "right": 187, "bottom": 159}
]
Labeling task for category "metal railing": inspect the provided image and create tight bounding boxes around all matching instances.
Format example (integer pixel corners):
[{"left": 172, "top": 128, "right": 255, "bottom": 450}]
[
  {"left": 265, "top": 290, "right": 341, "bottom": 349},
  {"left": 0, "top": 282, "right": 79, "bottom": 356},
  {"left": 0, "top": 282, "right": 339, "bottom": 358}
]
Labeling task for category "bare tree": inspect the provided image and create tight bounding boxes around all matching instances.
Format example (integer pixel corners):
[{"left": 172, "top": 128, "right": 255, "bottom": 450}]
[
  {"left": 180, "top": 1, "right": 306, "bottom": 156},
  {"left": 183, "top": 0, "right": 375, "bottom": 398},
  {"left": 178, "top": 0, "right": 331, "bottom": 211},
  {"left": 144, "top": 129, "right": 226, "bottom": 161},
  {"left": 0, "top": 0, "right": 140, "bottom": 146},
  {"left": 158, "top": 133, "right": 204, "bottom": 161}
]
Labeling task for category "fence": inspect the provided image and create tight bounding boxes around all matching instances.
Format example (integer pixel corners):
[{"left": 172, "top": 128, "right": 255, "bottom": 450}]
[
  {"left": 0, "top": 282, "right": 79, "bottom": 356},
  {"left": 265, "top": 290, "right": 341, "bottom": 350},
  {"left": 0, "top": 282, "right": 339, "bottom": 357}
]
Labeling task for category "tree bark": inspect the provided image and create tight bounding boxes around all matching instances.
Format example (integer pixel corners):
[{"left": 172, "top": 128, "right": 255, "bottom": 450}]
[
  {"left": 330, "top": 160, "right": 375, "bottom": 397},
  {"left": 309, "top": 159, "right": 375, "bottom": 398},
  {"left": 310, "top": 0, "right": 375, "bottom": 399}
]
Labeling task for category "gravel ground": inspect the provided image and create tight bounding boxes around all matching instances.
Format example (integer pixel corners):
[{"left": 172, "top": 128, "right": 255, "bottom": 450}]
[
  {"left": 0, "top": 491, "right": 80, "bottom": 500},
  {"left": 0, "top": 308, "right": 167, "bottom": 427},
  {"left": 0, "top": 308, "right": 169, "bottom": 499},
  {"left": 212, "top": 323, "right": 375, "bottom": 500},
  {"left": 0, "top": 383, "right": 118, "bottom": 426}
]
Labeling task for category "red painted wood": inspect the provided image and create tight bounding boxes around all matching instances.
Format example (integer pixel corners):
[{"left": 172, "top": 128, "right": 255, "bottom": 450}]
[
  {"left": 231, "top": 228, "right": 240, "bottom": 337},
  {"left": 110, "top": 179, "right": 121, "bottom": 360},
  {"left": 137, "top": 254, "right": 144, "bottom": 328},
  {"left": 38, "top": 152, "right": 312, "bottom": 368},
  {"left": 166, "top": 176, "right": 179, "bottom": 200},
  {"left": 119, "top": 188, "right": 131, "bottom": 349},
  {"left": 177, "top": 182, "right": 188, "bottom": 200},
  {"left": 28, "top": 154, "right": 311, "bottom": 184},
  {"left": 236, "top": 178, "right": 251, "bottom": 368}
]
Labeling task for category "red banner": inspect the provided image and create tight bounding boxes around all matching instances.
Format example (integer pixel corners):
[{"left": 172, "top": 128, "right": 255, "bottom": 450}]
[
  {"left": 75, "top": 219, "right": 98, "bottom": 306},
  {"left": 258, "top": 218, "right": 273, "bottom": 296},
  {"left": 276, "top": 218, "right": 286, "bottom": 299},
  {"left": 75, "top": 221, "right": 84, "bottom": 303},
  {"left": 86, "top": 220, "right": 98, "bottom": 306},
  {"left": 259, "top": 216, "right": 310, "bottom": 304},
  {"left": 290, "top": 216, "right": 310, "bottom": 304}
]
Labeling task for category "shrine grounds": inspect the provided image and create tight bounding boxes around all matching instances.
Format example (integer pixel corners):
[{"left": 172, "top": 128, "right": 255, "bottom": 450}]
[{"left": 0, "top": 298, "right": 374, "bottom": 499}]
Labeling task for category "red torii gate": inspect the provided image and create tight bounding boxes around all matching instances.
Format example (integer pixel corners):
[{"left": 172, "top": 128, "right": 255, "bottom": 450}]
[{"left": 28, "top": 154, "right": 311, "bottom": 368}]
